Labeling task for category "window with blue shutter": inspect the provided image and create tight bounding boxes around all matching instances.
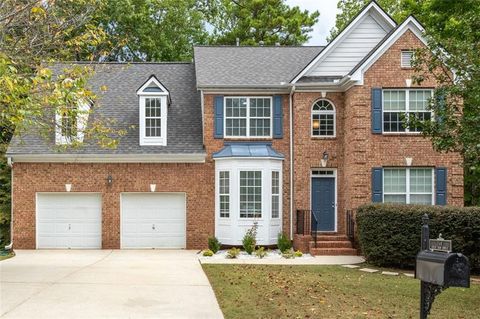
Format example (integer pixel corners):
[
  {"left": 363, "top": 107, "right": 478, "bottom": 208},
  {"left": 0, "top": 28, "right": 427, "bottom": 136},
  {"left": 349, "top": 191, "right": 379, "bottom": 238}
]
[
  {"left": 214, "top": 96, "right": 224, "bottom": 138},
  {"left": 435, "top": 167, "right": 447, "bottom": 205},
  {"left": 372, "top": 167, "right": 383, "bottom": 202},
  {"left": 273, "top": 95, "right": 283, "bottom": 138},
  {"left": 371, "top": 88, "right": 382, "bottom": 134}
]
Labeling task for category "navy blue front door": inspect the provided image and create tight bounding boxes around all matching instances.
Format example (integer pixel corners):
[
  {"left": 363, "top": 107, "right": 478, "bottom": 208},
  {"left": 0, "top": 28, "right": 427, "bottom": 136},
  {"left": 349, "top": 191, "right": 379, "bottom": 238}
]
[{"left": 311, "top": 177, "right": 335, "bottom": 231}]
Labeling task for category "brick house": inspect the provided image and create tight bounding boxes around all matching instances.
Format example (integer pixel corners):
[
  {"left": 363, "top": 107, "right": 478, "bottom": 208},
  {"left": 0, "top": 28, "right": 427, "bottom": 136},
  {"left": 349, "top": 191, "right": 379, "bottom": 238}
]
[{"left": 6, "top": 2, "right": 463, "bottom": 254}]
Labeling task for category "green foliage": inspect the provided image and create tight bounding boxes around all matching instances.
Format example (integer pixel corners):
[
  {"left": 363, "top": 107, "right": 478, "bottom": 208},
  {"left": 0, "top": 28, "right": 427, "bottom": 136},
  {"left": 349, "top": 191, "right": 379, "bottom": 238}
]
[
  {"left": 294, "top": 250, "right": 303, "bottom": 257},
  {"left": 202, "top": 249, "right": 214, "bottom": 257},
  {"left": 281, "top": 248, "right": 295, "bottom": 259},
  {"left": 277, "top": 232, "right": 292, "bottom": 253},
  {"left": 356, "top": 204, "right": 480, "bottom": 272},
  {"left": 208, "top": 236, "right": 222, "bottom": 253},
  {"left": 242, "top": 223, "right": 258, "bottom": 255},
  {"left": 226, "top": 247, "right": 241, "bottom": 259},
  {"left": 203, "top": 0, "right": 319, "bottom": 45},
  {"left": 254, "top": 246, "right": 267, "bottom": 259}
]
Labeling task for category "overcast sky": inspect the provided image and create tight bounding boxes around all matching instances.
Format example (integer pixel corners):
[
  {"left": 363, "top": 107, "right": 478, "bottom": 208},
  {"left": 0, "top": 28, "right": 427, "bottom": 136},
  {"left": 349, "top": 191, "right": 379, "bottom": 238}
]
[{"left": 285, "top": 0, "right": 340, "bottom": 46}]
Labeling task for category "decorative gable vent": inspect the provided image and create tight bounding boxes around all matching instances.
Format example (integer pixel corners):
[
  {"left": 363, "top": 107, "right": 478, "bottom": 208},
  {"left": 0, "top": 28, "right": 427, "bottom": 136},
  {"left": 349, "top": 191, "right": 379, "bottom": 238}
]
[
  {"left": 401, "top": 50, "right": 414, "bottom": 68},
  {"left": 136, "top": 75, "right": 170, "bottom": 146}
]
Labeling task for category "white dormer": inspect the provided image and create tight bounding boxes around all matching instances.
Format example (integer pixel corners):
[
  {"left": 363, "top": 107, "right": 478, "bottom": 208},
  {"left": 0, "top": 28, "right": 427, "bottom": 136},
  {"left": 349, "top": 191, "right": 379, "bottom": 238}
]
[
  {"left": 55, "top": 101, "right": 90, "bottom": 145},
  {"left": 136, "top": 75, "right": 169, "bottom": 146}
]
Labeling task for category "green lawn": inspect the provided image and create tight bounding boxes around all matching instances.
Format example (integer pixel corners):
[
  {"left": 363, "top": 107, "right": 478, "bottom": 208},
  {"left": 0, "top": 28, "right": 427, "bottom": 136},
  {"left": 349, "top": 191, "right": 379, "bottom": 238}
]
[{"left": 203, "top": 264, "right": 479, "bottom": 319}]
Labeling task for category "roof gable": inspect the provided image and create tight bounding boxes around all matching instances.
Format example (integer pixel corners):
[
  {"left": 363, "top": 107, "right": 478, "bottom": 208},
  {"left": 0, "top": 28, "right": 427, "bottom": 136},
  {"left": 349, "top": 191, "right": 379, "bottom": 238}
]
[
  {"left": 136, "top": 75, "right": 170, "bottom": 95},
  {"left": 292, "top": 1, "right": 397, "bottom": 82}
]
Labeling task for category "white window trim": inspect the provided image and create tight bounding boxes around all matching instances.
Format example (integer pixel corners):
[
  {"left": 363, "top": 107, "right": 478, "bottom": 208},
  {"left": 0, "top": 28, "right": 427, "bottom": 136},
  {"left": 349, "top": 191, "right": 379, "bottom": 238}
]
[
  {"left": 311, "top": 99, "right": 336, "bottom": 138},
  {"left": 383, "top": 167, "right": 435, "bottom": 204},
  {"left": 219, "top": 171, "right": 230, "bottom": 219},
  {"left": 55, "top": 101, "right": 90, "bottom": 145},
  {"left": 382, "top": 89, "right": 434, "bottom": 134},
  {"left": 139, "top": 95, "right": 168, "bottom": 146},
  {"left": 271, "top": 170, "right": 281, "bottom": 219},
  {"left": 401, "top": 50, "right": 414, "bottom": 68},
  {"left": 224, "top": 96, "right": 273, "bottom": 139}
]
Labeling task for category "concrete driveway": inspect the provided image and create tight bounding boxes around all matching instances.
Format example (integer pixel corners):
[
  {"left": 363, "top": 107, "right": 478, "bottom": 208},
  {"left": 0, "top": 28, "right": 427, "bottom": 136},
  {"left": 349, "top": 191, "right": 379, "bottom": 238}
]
[{"left": 0, "top": 250, "right": 223, "bottom": 319}]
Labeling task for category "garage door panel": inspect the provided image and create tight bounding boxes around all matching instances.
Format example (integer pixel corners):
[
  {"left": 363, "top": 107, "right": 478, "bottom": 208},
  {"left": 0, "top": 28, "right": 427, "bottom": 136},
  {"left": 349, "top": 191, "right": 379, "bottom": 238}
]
[
  {"left": 121, "top": 193, "right": 186, "bottom": 249},
  {"left": 37, "top": 194, "right": 102, "bottom": 249}
]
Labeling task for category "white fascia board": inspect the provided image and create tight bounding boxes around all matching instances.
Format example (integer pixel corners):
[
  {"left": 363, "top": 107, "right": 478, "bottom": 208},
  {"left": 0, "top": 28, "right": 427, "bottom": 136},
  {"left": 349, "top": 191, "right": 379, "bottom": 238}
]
[
  {"left": 291, "top": 2, "right": 397, "bottom": 84},
  {"left": 9, "top": 153, "right": 206, "bottom": 163},
  {"left": 136, "top": 75, "right": 170, "bottom": 95},
  {"left": 351, "top": 16, "right": 426, "bottom": 84}
]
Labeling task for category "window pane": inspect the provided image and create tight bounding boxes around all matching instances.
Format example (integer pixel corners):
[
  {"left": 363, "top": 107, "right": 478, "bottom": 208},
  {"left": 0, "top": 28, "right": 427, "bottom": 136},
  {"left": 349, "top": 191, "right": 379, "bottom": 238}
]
[
  {"left": 240, "top": 171, "right": 262, "bottom": 218},
  {"left": 383, "top": 90, "right": 406, "bottom": 111},
  {"left": 271, "top": 171, "right": 280, "bottom": 218},
  {"left": 384, "top": 169, "right": 406, "bottom": 193},
  {"left": 225, "top": 98, "right": 248, "bottom": 137},
  {"left": 144, "top": 98, "right": 162, "bottom": 137},
  {"left": 219, "top": 171, "right": 230, "bottom": 218},
  {"left": 410, "top": 194, "right": 432, "bottom": 205},
  {"left": 249, "top": 98, "right": 271, "bottom": 137},
  {"left": 409, "top": 90, "right": 432, "bottom": 111},
  {"left": 410, "top": 169, "right": 433, "bottom": 193},
  {"left": 384, "top": 194, "right": 407, "bottom": 203},
  {"left": 383, "top": 112, "right": 406, "bottom": 132}
]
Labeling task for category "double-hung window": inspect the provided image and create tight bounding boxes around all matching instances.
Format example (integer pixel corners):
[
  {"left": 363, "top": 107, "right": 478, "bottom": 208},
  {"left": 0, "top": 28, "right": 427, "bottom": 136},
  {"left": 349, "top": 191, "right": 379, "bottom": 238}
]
[
  {"left": 271, "top": 171, "right": 280, "bottom": 218},
  {"left": 239, "top": 171, "right": 262, "bottom": 218},
  {"left": 383, "top": 168, "right": 434, "bottom": 205},
  {"left": 225, "top": 97, "right": 271, "bottom": 137},
  {"left": 219, "top": 171, "right": 230, "bottom": 218},
  {"left": 61, "top": 105, "right": 78, "bottom": 138},
  {"left": 144, "top": 97, "right": 162, "bottom": 138},
  {"left": 383, "top": 89, "right": 432, "bottom": 133}
]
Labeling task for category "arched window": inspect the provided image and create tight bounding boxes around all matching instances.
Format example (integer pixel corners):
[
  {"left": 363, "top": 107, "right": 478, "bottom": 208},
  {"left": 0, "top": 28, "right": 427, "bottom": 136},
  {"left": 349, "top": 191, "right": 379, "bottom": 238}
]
[{"left": 311, "top": 99, "right": 335, "bottom": 137}]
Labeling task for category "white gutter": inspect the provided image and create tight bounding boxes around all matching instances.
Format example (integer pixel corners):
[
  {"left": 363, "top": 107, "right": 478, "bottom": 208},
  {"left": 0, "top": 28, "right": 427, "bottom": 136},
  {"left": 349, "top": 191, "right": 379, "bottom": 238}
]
[
  {"left": 8, "top": 153, "right": 207, "bottom": 163},
  {"left": 5, "top": 157, "right": 13, "bottom": 250},
  {"left": 289, "top": 85, "right": 295, "bottom": 240}
]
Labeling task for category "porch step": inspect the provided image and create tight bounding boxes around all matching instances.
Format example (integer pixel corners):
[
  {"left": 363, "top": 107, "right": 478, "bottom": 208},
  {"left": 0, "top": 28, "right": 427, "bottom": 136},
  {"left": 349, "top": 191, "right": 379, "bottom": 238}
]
[
  {"left": 314, "top": 235, "right": 349, "bottom": 241},
  {"left": 310, "top": 240, "right": 353, "bottom": 249},
  {"left": 309, "top": 247, "right": 358, "bottom": 256}
]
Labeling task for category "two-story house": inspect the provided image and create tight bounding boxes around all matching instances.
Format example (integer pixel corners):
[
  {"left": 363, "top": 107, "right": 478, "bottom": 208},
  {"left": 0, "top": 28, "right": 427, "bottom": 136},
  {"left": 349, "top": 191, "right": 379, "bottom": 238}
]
[{"left": 6, "top": 2, "right": 463, "bottom": 255}]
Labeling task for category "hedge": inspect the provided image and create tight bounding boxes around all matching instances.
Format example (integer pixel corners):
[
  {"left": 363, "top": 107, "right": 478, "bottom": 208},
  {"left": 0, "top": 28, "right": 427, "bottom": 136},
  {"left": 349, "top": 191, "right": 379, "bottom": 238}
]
[{"left": 356, "top": 204, "right": 480, "bottom": 272}]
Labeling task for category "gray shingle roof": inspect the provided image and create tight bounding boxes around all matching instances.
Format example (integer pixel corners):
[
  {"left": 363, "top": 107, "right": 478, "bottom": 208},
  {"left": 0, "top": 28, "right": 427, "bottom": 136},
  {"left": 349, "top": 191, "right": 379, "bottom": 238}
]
[
  {"left": 7, "top": 63, "right": 205, "bottom": 156},
  {"left": 193, "top": 46, "right": 323, "bottom": 87}
]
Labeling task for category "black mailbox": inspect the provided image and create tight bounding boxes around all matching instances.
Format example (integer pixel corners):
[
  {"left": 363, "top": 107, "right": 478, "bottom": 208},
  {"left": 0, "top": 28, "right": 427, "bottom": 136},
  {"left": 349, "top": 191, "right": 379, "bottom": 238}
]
[{"left": 416, "top": 250, "right": 470, "bottom": 288}]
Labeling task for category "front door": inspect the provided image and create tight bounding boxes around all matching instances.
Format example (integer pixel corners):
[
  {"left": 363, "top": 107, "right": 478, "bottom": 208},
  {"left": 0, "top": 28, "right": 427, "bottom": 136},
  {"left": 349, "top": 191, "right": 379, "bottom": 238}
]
[{"left": 311, "top": 177, "right": 335, "bottom": 231}]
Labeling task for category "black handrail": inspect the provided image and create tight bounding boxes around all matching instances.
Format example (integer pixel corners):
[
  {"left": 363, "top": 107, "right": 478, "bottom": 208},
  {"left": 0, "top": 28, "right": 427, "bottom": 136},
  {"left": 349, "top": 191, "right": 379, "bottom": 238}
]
[
  {"left": 346, "top": 209, "right": 355, "bottom": 244},
  {"left": 295, "top": 209, "right": 318, "bottom": 248}
]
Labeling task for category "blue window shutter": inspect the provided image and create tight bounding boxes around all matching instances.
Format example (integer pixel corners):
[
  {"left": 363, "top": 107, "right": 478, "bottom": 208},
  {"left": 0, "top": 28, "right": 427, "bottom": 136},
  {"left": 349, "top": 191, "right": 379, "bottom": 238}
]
[
  {"left": 372, "top": 168, "right": 383, "bottom": 203},
  {"left": 435, "top": 167, "right": 447, "bottom": 205},
  {"left": 214, "top": 96, "right": 224, "bottom": 138},
  {"left": 371, "top": 88, "right": 382, "bottom": 134},
  {"left": 273, "top": 95, "right": 283, "bottom": 138}
]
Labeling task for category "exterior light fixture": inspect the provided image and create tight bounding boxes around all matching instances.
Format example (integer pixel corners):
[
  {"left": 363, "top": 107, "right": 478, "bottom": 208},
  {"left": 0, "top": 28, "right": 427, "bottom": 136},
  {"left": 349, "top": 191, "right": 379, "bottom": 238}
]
[
  {"left": 406, "top": 78, "right": 412, "bottom": 87},
  {"left": 312, "top": 119, "right": 320, "bottom": 129},
  {"left": 150, "top": 184, "right": 156, "bottom": 192},
  {"left": 65, "top": 184, "right": 72, "bottom": 192},
  {"left": 405, "top": 157, "right": 413, "bottom": 166},
  {"left": 321, "top": 151, "right": 329, "bottom": 168},
  {"left": 107, "top": 175, "right": 113, "bottom": 186}
]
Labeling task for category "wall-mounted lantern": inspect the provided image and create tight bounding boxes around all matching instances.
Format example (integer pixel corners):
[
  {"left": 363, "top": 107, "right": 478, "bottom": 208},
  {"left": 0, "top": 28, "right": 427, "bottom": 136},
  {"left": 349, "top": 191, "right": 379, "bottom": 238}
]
[
  {"left": 106, "top": 175, "right": 113, "bottom": 186},
  {"left": 321, "top": 151, "right": 329, "bottom": 168}
]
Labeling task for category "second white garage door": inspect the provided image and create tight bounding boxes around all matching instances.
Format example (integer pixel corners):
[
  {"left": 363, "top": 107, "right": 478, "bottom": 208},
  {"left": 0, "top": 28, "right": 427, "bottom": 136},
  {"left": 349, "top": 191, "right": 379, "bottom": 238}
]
[{"left": 121, "top": 193, "right": 186, "bottom": 249}]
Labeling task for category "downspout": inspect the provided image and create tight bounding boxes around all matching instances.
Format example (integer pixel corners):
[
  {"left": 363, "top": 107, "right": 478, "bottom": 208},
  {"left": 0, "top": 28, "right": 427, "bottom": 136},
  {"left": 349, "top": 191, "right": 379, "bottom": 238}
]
[
  {"left": 5, "top": 157, "right": 13, "bottom": 250},
  {"left": 200, "top": 90, "right": 205, "bottom": 146},
  {"left": 289, "top": 85, "right": 295, "bottom": 239}
]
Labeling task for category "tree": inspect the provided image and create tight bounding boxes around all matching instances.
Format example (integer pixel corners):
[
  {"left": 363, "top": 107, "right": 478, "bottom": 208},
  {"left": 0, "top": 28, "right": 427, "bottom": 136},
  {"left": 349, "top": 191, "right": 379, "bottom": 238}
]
[
  {"left": 330, "top": 0, "right": 480, "bottom": 205},
  {"left": 95, "top": 0, "right": 208, "bottom": 61},
  {"left": 203, "top": 0, "right": 320, "bottom": 45}
]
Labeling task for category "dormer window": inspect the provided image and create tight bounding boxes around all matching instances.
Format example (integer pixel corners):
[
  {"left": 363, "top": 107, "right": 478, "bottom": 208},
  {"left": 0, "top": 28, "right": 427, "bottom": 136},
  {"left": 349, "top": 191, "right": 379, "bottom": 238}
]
[
  {"left": 137, "top": 75, "right": 169, "bottom": 146},
  {"left": 55, "top": 101, "right": 90, "bottom": 145}
]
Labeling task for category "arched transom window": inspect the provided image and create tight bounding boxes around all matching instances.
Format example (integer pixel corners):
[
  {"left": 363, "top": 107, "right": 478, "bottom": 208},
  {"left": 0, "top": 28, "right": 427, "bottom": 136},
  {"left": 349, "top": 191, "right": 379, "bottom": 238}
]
[{"left": 312, "top": 99, "right": 335, "bottom": 137}]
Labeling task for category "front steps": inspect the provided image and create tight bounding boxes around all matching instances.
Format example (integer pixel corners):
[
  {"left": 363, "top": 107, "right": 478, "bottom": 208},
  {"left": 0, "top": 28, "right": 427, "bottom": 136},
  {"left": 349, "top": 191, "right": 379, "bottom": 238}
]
[{"left": 308, "top": 234, "right": 357, "bottom": 256}]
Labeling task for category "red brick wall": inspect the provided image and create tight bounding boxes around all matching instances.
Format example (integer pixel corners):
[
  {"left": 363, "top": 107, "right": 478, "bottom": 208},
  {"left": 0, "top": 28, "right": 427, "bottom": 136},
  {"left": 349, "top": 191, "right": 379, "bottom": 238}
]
[{"left": 12, "top": 162, "right": 214, "bottom": 249}]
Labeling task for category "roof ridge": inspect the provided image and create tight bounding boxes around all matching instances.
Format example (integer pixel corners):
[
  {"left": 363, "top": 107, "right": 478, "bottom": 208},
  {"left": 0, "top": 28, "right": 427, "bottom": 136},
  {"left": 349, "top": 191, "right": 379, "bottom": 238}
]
[
  {"left": 52, "top": 61, "right": 193, "bottom": 65},
  {"left": 194, "top": 45, "right": 325, "bottom": 48}
]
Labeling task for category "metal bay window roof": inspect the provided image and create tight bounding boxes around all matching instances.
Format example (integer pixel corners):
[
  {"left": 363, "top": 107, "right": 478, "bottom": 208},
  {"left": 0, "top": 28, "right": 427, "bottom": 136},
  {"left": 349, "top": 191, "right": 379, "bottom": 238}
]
[{"left": 212, "top": 142, "right": 284, "bottom": 159}]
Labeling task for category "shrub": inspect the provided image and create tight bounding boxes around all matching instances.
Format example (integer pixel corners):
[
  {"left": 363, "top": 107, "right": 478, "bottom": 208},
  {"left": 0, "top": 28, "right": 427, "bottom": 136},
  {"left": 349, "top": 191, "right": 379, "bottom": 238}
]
[
  {"left": 294, "top": 250, "right": 303, "bottom": 257},
  {"left": 282, "top": 248, "right": 295, "bottom": 259},
  {"left": 277, "top": 232, "right": 292, "bottom": 253},
  {"left": 202, "top": 249, "right": 214, "bottom": 257},
  {"left": 208, "top": 236, "right": 221, "bottom": 253},
  {"left": 226, "top": 247, "right": 241, "bottom": 259},
  {"left": 356, "top": 204, "right": 480, "bottom": 271},
  {"left": 254, "top": 246, "right": 267, "bottom": 259},
  {"left": 242, "top": 223, "right": 258, "bottom": 254}
]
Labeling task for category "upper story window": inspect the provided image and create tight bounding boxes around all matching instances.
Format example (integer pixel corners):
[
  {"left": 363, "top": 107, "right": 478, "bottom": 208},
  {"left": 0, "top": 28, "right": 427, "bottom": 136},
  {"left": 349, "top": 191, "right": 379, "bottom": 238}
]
[
  {"left": 137, "top": 75, "right": 169, "bottom": 146},
  {"left": 311, "top": 99, "right": 335, "bottom": 137},
  {"left": 55, "top": 101, "right": 90, "bottom": 145},
  {"left": 401, "top": 50, "right": 414, "bottom": 68},
  {"left": 225, "top": 97, "right": 272, "bottom": 138},
  {"left": 383, "top": 89, "right": 432, "bottom": 133},
  {"left": 383, "top": 168, "right": 433, "bottom": 205}
]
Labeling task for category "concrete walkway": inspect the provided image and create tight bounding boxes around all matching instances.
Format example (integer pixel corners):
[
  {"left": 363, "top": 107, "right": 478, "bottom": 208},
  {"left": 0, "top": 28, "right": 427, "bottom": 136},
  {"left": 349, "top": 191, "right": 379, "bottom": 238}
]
[
  {"left": 199, "top": 255, "right": 365, "bottom": 265},
  {"left": 0, "top": 250, "right": 223, "bottom": 319}
]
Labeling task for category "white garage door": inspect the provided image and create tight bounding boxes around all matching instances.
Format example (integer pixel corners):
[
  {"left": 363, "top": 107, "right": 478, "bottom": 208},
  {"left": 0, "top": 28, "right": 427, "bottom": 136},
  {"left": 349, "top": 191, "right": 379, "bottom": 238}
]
[
  {"left": 121, "top": 193, "right": 186, "bottom": 249},
  {"left": 37, "top": 193, "right": 102, "bottom": 249}
]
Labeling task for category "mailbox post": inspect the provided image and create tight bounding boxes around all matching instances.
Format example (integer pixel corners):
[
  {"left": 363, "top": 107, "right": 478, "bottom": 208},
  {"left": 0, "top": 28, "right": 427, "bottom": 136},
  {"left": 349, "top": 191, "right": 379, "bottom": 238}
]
[{"left": 415, "top": 214, "right": 470, "bottom": 319}]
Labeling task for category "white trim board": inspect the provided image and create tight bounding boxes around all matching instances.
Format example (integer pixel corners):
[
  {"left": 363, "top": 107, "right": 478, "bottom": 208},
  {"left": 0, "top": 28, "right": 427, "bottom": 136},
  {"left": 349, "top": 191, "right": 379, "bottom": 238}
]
[{"left": 8, "top": 154, "right": 206, "bottom": 163}]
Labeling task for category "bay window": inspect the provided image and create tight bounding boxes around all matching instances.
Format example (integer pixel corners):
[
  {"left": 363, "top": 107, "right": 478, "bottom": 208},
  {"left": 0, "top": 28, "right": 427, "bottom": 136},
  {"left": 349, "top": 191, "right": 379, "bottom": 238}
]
[
  {"left": 219, "top": 171, "right": 230, "bottom": 218},
  {"left": 239, "top": 171, "right": 262, "bottom": 218}
]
